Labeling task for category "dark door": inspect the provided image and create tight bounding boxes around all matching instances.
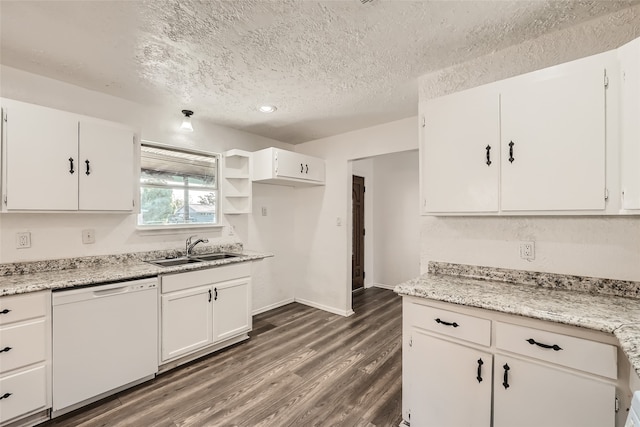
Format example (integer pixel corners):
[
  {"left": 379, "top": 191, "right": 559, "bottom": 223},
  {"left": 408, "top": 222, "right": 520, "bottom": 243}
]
[{"left": 352, "top": 175, "right": 365, "bottom": 291}]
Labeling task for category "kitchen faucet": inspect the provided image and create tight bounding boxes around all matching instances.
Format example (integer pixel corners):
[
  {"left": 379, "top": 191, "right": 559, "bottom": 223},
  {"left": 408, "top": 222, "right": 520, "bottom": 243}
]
[{"left": 186, "top": 235, "right": 209, "bottom": 257}]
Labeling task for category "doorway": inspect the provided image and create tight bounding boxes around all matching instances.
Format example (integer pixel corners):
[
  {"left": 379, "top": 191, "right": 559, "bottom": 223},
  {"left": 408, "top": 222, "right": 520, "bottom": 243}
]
[{"left": 352, "top": 175, "right": 365, "bottom": 292}]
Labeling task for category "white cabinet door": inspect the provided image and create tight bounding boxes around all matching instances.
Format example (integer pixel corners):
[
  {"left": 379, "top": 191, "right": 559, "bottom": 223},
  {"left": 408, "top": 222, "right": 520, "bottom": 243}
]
[
  {"left": 161, "top": 285, "right": 213, "bottom": 362},
  {"left": 213, "top": 278, "right": 250, "bottom": 342},
  {"left": 2, "top": 99, "right": 78, "bottom": 210},
  {"left": 501, "top": 57, "right": 607, "bottom": 211},
  {"left": 493, "top": 354, "right": 615, "bottom": 427},
  {"left": 78, "top": 121, "right": 134, "bottom": 211},
  {"left": 422, "top": 86, "right": 500, "bottom": 213},
  {"left": 276, "top": 150, "right": 325, "bottom": 182},
  {"left": 406, "top": 329, "right": 492, "bottom": 427},
  {"left": 619, "top": 37, "right": 640, "bottom": 210}
]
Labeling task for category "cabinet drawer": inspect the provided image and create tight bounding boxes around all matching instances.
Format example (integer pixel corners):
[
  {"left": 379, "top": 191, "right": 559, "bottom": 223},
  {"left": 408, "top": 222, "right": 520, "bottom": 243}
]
[
  {"left": 0, "top": 292, "right": 49, "bottom": 326},
  {"left": 495, "top": 322, "right": 617, "bottom": 379},
  {"left": 0, "top": 319, "right": 47, "bottom": 373},
  {"left": 0, "top": 365, "right": 47, "bottom": 424},
  {"left": 410, "top": 303, "right": 491, "bottom": 346},
  {"left": 161, "top": 263, "right": 250, "bottom": 294}
]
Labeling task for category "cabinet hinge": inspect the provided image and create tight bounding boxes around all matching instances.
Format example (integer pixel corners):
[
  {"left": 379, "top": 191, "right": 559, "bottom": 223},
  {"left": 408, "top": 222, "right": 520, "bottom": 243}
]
[
  {"left": 2, "top": 111, "right": 6, "bottom": 122},
  {"left": 3, "top": 195, "right": 6, "bottom": 205},
  {"left": 615, "top": 396, "right": 619, "bottom": 412},
  {"left": 605, "top": 188, "right": 609, "bottom": 201},
  {"left": 132, "top": 199, "right": 136, "bottom": 207},
  {"left": 604, "top": 70, "right": 609, "bottom": 89},
  {"left": 409, "top": 336, "right": 413, "bottom": 348}
]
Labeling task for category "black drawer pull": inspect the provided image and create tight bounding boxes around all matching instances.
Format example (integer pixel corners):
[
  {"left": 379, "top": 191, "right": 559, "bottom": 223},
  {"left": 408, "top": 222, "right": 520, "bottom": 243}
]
[
  {"left": 0, "top": 346, "right": 11, "bottom": 353},
  {"left": 214, "top": 288, "right": 218, "bottom": 301},
  {"left": 208, "top": 289, "right": 212, "bottom": 303},
  {"left": 69, "top": 157, "right": 75, "bottom": 174},
  {"left": 435, "top": 318, "right": 459, "bottom": 328},
  {"left": 85, "top": 159, "right": 91, "bottom": 175},
  {"left": 0, "top": 393, "right": 11, "bottom": 400},
  {"left": 508, "top": 141, "right": 515, "bottom": 163},
  {"left": 502, "top": 363, "right": 510, "bottom": 389},
  {"left": 300, "top": 163, "right": 304, "bottom": 173},
  {"left": 526, "top": 338, "right": 562, "bottom": 351},
  {"left": 0, "top": 309, "right": 10, "bottom": 315},
  {"left": 485, "top": 145, "right": 492, "bottom": 166},
  {"left": 476, "top": 358, "right": 484, "bottom": 383}
]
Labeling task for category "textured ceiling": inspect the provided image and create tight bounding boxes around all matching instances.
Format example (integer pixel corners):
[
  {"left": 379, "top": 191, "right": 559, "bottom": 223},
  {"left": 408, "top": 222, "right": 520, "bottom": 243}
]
[{"left": 1, "top": 1, "right": 638, "bottom": 144}]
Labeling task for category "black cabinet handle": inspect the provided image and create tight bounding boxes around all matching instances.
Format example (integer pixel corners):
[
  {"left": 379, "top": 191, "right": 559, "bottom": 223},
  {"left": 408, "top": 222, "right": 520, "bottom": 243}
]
[
  {"left": 305, "top": 164, "right": 309, "bottom": 174},
  {"left": 69, "top": 157, "right": 75, "bottom": 174},
  {"left": 435, "top": 318, "right": 459, "bottom": 328},
  {"left": 208, "top": 289, "right": 212, "bottom": 303},
  {"left": 0, "top": 393, "right": 11, "bottom": 400},
  {"left": 502, "top": 363, "right": 510, "bottom": 389},
  {"left": 508, "top": 141, "right": 515, "bottom": 163},
  {"left": 485, "top": 145, "right": 492, "bottom": 166},
  {"left": 526, "top": 338, "right": 562, "bottom": 351},
  {"left": 476, "top": 358, "right": 484, "bottom": 383},
  {"left": 85, "top": 159, "right": 91, "bottom": 175},
  {"left": 0, "top": 309, "right": 10, "bottom": 315},
  {"left": 300, "top": 163, "right": 304, "bottom": 173},
  {"left": 0, "top": 347, "right": 12, "bottom": 353},
  {"left": 214, "top": 288, "right": 218, "bottom": 301}
]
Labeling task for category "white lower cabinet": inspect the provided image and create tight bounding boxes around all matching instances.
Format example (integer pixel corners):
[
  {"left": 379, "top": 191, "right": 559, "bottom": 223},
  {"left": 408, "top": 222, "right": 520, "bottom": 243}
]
[
  {"left": 160, "top": 263, "right": 252, "bottom": 364},
  {"left": 0, "top": 291, "right": 51, "bottom": 427},
  {"left": 161, "top": 285, "right": 214, "bottom": 361},
  {"left": 403, "top": 298, "right": 619, "bottom": 427},
  {"left": 407, "top": 330, "right": 492, "bottom": 426},
  {"left": 493, "top": 354, "right": 615, "bottom": 427}
]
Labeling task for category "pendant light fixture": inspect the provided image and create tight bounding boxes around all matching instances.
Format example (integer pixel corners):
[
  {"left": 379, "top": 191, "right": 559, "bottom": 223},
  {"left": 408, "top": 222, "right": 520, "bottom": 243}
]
[{"left": 180, "top": 109, "right": 194, "bottom": 132}]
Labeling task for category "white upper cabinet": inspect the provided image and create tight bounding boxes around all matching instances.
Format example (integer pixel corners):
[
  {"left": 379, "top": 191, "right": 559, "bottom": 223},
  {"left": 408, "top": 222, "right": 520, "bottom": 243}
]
[
  {"left": 619, "top": 37, "right": 640, "bottom": 211},
  {"left": 78, "top": 121, "right": 134, "bottom": 211},
  {"left": 422, "top": 85, "right": 500, "bottom": 213},
  {"left": 252, "top": 147, "right": 325, "bottom": 187},
  {"left": 1, "top": 98, "right": 135, "bottom": 212},
  {"left": 420, "top": 49, "right": 627, "bottom": 216},
  {"left": 2, "top": 99, "right": 79, "bottom": 210},
  {"left": 500, "top": 54, "right": 608, "bottom": 212}
]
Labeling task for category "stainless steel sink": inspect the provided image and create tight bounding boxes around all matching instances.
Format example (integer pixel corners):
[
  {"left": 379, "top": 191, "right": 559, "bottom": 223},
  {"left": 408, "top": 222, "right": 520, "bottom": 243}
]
[
  {"left": 193, "top": 253, "right": 240, "bottom": 262},
  {"left": 147, "top": 257, "right": 203, "bottom": 267},
  {"left": 147, "top": 253, "right": 240, "bottom": 267}
]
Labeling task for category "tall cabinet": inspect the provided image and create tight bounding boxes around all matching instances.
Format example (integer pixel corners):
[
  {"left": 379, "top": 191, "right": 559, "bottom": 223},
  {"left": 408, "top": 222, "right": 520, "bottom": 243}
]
[{"left": 1, "top": 98, "right": 136, "bottom": 212}]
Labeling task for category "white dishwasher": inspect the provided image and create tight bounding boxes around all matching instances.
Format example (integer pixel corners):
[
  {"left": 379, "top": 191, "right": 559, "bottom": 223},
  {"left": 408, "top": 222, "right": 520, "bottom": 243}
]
[{"left": 52, "top": 278, "right": 158, "bottom": 417}]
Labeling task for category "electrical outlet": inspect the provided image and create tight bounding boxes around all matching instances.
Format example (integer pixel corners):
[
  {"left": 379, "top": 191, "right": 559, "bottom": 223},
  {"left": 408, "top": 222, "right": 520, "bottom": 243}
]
[
  {"left": 261, "top": 206, "right": 267, "bottom": 216},
  {"left": 82, "top": 229, "right": 96, "bottom": 244},
  {"left": 519, "top": 241, "right": 535, "bottom": 261},
  {"left": 16, "top": 232, "right": 31, "bottom": 249}
]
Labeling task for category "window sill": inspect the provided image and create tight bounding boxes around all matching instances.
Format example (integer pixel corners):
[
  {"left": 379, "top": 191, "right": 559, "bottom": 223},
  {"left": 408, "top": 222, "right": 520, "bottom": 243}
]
[{"left": 136, "top": 223, "right": 224, "bottom": 235}]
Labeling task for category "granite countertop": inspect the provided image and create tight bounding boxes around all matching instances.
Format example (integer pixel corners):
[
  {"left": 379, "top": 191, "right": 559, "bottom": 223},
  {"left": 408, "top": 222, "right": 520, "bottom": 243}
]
[
  {"left": 394, "top": 262, "right": 640, "bottom": 380},
  {"left": 0, "top": 243, "right": 272, "bottom": 296}
]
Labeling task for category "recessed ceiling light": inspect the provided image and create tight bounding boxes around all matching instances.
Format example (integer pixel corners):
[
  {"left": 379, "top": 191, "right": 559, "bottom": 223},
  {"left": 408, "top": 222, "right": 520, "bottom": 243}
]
[{"left": 258, "top": 105, "right": 277, "bottom": 113}]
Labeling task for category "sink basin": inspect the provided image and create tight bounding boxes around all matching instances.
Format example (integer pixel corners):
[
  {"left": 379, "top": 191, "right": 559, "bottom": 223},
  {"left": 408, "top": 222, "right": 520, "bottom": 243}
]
[
  {"left": 193, "top": 253, "right": 240, "bottom": 262},
  {"left": 147, "top": 258, "right": 203, "bottom": 267}
]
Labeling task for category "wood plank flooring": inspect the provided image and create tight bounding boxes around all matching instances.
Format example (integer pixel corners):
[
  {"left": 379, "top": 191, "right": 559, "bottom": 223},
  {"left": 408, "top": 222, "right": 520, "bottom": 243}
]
[{"left": 41, "top": 287, "right": 403, "bottom": 427}]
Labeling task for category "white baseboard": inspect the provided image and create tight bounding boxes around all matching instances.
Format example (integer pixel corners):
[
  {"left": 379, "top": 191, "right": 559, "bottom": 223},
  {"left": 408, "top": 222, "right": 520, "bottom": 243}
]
[
  {"left": 252, "top": 298, "right": 295, "bottom": 315},
  {"left": 295, "top": 297, "right": 354, "bottom": 317},
  {"left": 373, "top": 283, "right": 396, "bottom": 290}
]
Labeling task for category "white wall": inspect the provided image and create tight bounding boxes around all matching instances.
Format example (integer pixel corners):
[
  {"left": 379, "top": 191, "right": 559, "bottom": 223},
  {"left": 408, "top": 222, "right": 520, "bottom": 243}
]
[
  {"left": 294, "top": 117, "right": 419, "bottom": 315},
  {"left": 418, "top": 6, "right": 640, "bottom": 281},
  {"left": 0, "top": 65, "right": 296, "bottom": 313},
  {"left": 372, "top": 150, "right": 420, "bottom": 288}
]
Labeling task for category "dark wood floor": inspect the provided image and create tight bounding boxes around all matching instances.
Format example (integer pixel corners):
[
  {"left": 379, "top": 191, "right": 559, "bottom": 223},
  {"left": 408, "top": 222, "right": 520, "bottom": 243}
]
[{"left": 42, "top": 287, "right": 403, "bottom": 427}]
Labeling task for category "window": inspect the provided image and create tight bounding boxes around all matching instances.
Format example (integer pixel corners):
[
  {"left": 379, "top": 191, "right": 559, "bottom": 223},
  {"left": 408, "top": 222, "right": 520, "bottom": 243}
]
[{"left": 138, "top": 142, "right": 219, "bottom": 227}]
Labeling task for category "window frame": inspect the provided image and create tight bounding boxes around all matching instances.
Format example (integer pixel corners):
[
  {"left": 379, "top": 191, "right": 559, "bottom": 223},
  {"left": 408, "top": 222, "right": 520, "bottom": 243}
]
[{"left": 137, "top": 140, "right": 222, "bottom": 231}]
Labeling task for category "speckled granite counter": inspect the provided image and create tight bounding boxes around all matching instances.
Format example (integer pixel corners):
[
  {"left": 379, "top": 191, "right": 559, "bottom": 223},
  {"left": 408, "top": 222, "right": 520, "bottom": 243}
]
[
  {"left": 395, "top": 262, "right": 640, "bottom": 380},
  {"left": 0, "top": 243, "right": 272, "bottom": 296}
]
